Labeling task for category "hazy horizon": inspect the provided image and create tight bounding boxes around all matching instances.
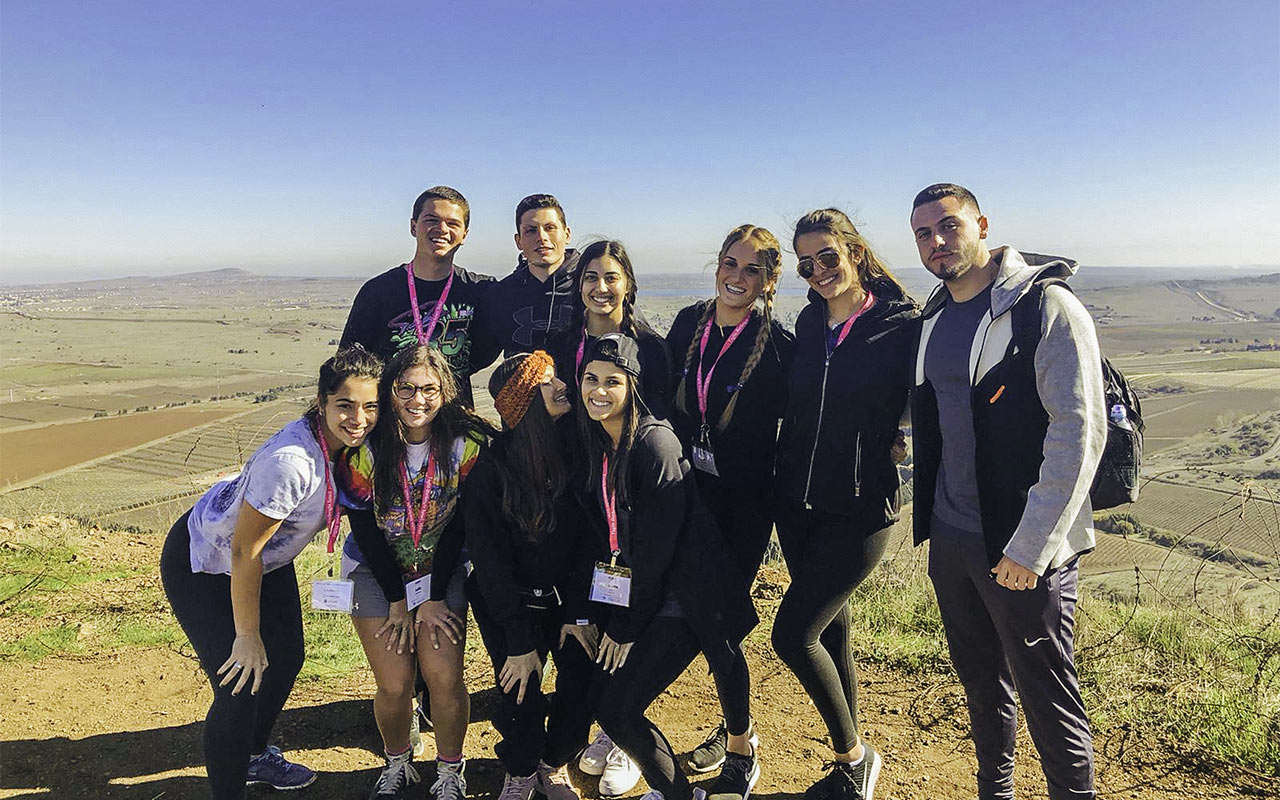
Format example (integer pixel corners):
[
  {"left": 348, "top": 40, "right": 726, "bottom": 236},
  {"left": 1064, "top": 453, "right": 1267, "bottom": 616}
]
[{"left": 3, "top": 3, "right": 1278, "bottom": 288}]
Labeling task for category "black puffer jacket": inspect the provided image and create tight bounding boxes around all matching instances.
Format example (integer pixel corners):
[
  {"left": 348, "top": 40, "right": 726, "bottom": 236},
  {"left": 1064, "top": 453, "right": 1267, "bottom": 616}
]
[{"left": 775, "top": 278, "right": 919, "bottom": 522}]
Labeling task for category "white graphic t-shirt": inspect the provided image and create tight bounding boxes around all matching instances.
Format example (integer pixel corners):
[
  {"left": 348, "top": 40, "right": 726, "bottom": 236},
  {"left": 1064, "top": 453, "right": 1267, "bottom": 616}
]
[{"left": 186, "top": 417, "right": 332, "bottom": 575}]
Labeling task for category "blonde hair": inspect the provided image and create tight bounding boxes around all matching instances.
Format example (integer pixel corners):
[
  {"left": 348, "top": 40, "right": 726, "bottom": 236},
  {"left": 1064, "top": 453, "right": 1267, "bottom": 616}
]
[{"left": 674, "top": 224, "right": 781, "bottom": 433}]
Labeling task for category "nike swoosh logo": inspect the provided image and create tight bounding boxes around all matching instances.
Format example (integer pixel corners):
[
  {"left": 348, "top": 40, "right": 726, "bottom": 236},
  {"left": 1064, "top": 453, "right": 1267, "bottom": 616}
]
[{"left": 1024, "top": 637, "right": 1050, "bottom": 647}]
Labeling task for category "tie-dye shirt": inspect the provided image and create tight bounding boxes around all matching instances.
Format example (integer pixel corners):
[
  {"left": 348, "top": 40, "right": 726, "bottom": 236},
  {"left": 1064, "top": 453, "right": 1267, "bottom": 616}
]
[{"left": 340, "top": 432, "right": 483, "bottom": 578}]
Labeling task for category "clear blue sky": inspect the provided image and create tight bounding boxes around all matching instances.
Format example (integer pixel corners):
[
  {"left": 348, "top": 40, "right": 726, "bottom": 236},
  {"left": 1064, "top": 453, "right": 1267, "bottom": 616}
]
[{"left": 2, "top": 1, "right": 1278, "bottom": 283}]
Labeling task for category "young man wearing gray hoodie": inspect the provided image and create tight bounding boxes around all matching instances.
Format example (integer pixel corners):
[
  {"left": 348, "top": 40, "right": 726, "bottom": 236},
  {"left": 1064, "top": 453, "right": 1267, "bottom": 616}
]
[{"left": 908, "top": 183, "right": 1104, "bottom": 800}]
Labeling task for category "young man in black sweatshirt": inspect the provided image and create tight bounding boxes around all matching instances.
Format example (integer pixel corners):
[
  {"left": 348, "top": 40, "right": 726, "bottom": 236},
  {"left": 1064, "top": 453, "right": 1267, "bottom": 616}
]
[
  {"left": 472, "top": 194, "right": 581, "bottom": 363},
  {"left": 340, "top": 186, "right": 499, "bottom": 407}
]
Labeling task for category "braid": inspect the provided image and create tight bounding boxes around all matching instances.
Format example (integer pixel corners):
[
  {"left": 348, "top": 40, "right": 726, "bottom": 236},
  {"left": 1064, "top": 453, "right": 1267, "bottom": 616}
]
[
  {"left": 716, "top": 290, "right": 772, "bottom": 433},
  {"left": 674, "top": 299, "right": 716, "bottom": 417}
]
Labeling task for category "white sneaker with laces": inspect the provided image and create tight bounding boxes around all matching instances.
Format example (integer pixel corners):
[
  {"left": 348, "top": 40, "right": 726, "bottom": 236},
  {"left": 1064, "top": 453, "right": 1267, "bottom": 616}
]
[
  {"left": 578, "top": 729, "right": 615, "bottom": 776},
  {"left": 599, "top": 746, "right": 641, "bottom": 798}
]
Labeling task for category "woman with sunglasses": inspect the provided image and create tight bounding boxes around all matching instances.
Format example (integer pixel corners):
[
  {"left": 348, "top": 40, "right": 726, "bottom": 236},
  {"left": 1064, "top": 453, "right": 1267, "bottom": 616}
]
[
  {"left": 462, "top": 351, "right": 598, "bottom": 800},
  {"left": 665, "top": 224, "right": 795, "bottom": 795},
  {"left": 160, "top": 345, "right": 381, "bottom": 799},
  {"left": 772, "top": 209, "right": 918, "bottom": 800},
  {"left": 340, "top": 344, "right": 494, "bottom": 800},
  {"left": 577, "top": 333, "right": 758, "bottom": 800},
  {"left": 548, "top": 239, "right": 672, "bottom": 418}
]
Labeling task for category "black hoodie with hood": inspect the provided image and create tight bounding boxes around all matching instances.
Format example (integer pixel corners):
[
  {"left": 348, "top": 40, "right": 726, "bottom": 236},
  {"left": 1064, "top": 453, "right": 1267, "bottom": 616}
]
[
  {"left": 471, "top": 249, "right": 582, "bottom": 365},
  {"left": 775, "top": 278, "right": 920, "bottom": 523}
]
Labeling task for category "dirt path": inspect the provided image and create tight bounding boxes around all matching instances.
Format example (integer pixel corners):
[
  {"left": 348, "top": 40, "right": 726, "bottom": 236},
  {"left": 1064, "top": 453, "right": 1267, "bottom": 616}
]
[
  {"left": 0, "top": 522, "right": 1268, "bottom": 800},
  {"left": 2, "top": 635, "right": 1262, "bottom": 799}
]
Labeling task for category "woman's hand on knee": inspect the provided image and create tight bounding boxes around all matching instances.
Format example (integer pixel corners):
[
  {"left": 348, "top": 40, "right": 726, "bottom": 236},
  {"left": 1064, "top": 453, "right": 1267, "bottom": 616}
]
[
  {"left": 415, "top": 600, "right": 463, "bottom": 650},
  {"left": 559, "top": 623, "right": 599, "bottom": 659},
  {"left": 375, "top": 599, "right": 415, "bottom": 654},
  {"left": 595, "top": 634, "right": 633, "bottom": 674},
  {"left": 219, "top": 633, "right": 268, "bottom": 695},
  {"left": 499, "top": 650, "right": 544, "bottom": 704}
]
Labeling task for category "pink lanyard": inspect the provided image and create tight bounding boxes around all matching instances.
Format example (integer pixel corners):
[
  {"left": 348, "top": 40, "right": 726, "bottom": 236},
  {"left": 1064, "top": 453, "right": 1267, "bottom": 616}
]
[
  {"left": 399, "top": 450, "right": 438, "bottom": 550},
  {"left": 695, "top": 311, "right": 752, "bottom": 426},
  {"left": 405, "top": 262, "right": 455, "bottom": 345},
  {"left": 601, "top": 454, "right": 619, "bottom": 561},
  {"left": 574, "top": 323, "right": 589, "bottom": 375},
  {"left": 828, "top": 291, "right": 876, "bottom": 356},
  {"left": 312, "top": 421, "right": 342, "bottom": 553}
]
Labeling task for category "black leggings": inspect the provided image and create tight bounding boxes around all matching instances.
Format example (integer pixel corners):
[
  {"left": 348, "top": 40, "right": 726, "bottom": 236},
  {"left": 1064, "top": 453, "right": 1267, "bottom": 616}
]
[
  {"left": 771, "top": 502, "right": 890, "bottom": 753},
  {"left": 592, "top": 617, "right": 750, "bottom": 800},
  {"left": 470, "top": 587, "right": 596, "bottom": 776},
  {"left": 160, "top": 512, "right": 306, "bottom": 800},
  {"left": 697, "top": 480, "right": 771, "bottom": 736}
]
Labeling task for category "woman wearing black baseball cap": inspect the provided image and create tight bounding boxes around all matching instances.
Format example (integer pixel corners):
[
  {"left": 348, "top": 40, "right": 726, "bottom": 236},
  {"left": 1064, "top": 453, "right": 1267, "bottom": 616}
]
[{"left": 575, "top": 333, "right": 757, "bottom": 800}]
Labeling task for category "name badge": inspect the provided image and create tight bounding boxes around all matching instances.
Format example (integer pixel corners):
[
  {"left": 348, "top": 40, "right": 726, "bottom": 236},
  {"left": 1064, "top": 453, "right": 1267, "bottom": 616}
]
[
  {"left": 311, "top": 579, "right": 354, "bottom": 613},
  {"left": 691, "top": 445, "right": 719, "bottom": 476},
  {"left": 405, "top": 574, "right": 432, "bottom": 611},
  {"left": 590, "top": 562, "right": 632, "bottom": 607}
]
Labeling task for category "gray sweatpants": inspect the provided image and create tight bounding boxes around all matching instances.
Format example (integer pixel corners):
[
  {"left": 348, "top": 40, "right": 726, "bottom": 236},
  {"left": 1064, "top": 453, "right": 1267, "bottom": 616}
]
[{"left": 927, "top": 518, "right": 1095, "bottom": 800}]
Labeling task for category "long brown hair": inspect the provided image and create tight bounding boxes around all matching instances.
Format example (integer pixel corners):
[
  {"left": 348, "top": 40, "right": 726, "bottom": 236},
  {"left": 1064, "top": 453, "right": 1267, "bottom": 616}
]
[
  {"left": 673, "top": 224, "right": 782, "bottom": 433},
  {"left": 371, "top": 345, "right": 495, "bottom": 516},
  {"left": 487, "top": 355, "right": 567, "bottom": 542},
  {"left": 568, "top": 240, "right": 657, "bottom": 352},
  {"left": 576, "top": 360, "right": 641, "bottom": 509},
  {"left": 793, "top": 208, "right": 906, "bottom": 295}
]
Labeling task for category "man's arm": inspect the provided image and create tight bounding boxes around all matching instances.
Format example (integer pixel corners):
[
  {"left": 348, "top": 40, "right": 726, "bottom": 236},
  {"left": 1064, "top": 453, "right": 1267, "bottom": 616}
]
[{"left": 1003, "top": 285, "right": 1106, "bottom": 575}]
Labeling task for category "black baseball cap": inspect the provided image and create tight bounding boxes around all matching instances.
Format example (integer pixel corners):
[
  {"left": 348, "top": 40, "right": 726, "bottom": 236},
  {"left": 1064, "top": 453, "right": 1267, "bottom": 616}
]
[{"left": 583, "top": 333, "right": 642, "bottom": 378}]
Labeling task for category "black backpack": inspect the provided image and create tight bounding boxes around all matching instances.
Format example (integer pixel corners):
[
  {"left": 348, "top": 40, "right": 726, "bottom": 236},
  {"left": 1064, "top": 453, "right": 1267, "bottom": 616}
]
[{"left": 1010, "top": 278, "right": 1143, "bottom": 510}]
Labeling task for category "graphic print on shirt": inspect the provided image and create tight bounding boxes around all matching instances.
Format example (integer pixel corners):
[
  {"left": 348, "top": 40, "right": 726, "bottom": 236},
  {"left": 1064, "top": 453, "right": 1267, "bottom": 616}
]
[
  {"left": 377, "top": 434, "right": 482, "bottom": 578},
  {"left": 386, "top": 302, "right": 476, "bottom": 375},
  {"left": 510, "top": 301, "right": 574, "bottom": 350}
]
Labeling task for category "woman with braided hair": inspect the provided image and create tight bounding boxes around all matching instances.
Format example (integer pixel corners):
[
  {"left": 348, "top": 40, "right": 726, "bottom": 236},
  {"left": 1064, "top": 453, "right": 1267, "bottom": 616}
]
[
  {"left": 548, "top": 239, "right": 672, "bottom": 418},
  {"left": 665, "top": 224, "right": 795, "bottom": 799}
]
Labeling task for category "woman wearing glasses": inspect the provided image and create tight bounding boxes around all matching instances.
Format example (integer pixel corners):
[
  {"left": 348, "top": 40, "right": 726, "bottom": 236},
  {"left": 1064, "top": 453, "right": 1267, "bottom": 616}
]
[
  {"left": 340, "top": 344, "right": 494, "bottom": 800},
  {"left": 772, "top": 209, "right": 918, "bottom": 800},
  {"left": 664, "top": 224, "right": 794, "bottom": 797}
]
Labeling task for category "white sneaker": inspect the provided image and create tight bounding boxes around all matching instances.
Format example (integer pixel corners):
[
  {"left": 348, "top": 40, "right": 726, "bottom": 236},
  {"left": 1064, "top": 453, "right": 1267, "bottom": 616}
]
[
  {"left": 578, "top": 729, "right": 615, "bottom": 776},
  {"left": 599, "top": 746, "right": 641, "bottom": 797}
]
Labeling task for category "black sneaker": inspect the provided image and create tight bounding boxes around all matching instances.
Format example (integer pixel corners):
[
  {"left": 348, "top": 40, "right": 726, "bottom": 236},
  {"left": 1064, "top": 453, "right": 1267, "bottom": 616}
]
[
  {"left": 803, "top": 746, "right": 881, "bottom": 800},
  {"left": 692, "top": 721, "right": 760, "bottom": 774},
  {"left": 707, "top": 750, "right": 761, "bottom": 800},
  {"left": 690, "top": 721, "right": 728, "bottom": 773}
]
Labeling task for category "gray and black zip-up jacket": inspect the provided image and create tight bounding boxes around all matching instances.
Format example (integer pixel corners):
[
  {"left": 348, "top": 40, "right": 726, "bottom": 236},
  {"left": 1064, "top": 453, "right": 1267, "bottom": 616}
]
[
  {"left": 911, "top": 247, "right": 1105, "bottom": 574},
  {"left": 775, "top": 278, "right": 919, "bottom": 523}
]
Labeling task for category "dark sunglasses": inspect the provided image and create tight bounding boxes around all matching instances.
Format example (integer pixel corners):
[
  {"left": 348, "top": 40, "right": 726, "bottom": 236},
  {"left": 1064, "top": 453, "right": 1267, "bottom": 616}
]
[
  {"left": 796, "top": 248, "right": 842, "bottom": 279},
  {"left": 393, "top": 382, "right": 442, "bottom": 401}
]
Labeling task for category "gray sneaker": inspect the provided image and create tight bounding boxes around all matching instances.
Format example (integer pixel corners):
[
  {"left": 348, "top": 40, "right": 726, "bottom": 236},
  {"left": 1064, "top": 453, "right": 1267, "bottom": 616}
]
[
  {"left": 497, "top": 771, "right": 539, "bottom": 800},
  {"left": 370, "top": 752, "right": 421, "bottom": 800},
  {"left": 430, "top": 758, "right": 467, "bottom": 800}
]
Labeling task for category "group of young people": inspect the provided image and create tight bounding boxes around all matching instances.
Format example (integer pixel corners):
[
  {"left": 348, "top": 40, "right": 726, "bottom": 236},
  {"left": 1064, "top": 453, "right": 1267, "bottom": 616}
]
[{"left": 163, "top": 184, "right": 1105, "bottom": 800}]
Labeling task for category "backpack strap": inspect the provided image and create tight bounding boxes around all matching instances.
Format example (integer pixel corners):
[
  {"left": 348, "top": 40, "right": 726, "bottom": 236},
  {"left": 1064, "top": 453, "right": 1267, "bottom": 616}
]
[{"left": 1008, "top": 277, "right": 1072, "bottom": 360}]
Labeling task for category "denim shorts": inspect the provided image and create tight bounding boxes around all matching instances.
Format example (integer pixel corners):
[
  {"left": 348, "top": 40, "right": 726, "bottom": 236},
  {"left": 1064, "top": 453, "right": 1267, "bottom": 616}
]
[{"left": 349, "top": 563, "right": 468, "bottom": 618}]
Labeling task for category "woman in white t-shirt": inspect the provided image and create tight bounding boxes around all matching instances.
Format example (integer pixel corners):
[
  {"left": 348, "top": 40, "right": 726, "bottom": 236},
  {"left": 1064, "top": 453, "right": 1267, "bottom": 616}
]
[{"left": 159, "top": 345, "right": 381, "bottom": 800}]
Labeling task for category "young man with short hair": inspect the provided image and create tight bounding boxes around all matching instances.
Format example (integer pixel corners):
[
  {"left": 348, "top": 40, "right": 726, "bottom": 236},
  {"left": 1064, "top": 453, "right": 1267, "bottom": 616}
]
[
  {"left": 909, "top": 183, "right": 1104, "bottom": 800},
  {"left": 472, "top": 194, "right": 580, "bottom": 362},
  {"left": 340, "top": 186, "right": 498, "bottom": 406}
]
